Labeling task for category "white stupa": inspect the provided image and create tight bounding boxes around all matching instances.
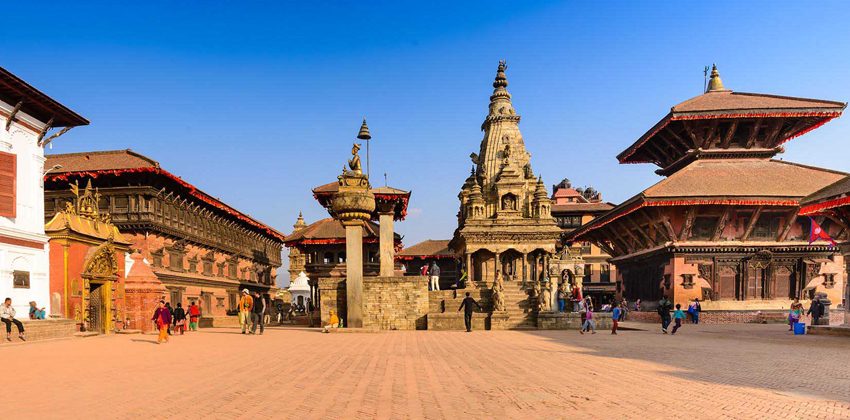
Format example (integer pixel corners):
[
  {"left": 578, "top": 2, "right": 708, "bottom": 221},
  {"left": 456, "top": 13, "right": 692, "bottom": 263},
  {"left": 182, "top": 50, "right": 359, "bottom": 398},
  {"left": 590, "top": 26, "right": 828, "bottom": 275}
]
[{"left": 288, "top": 271, "right": 312, "bottom": 306}]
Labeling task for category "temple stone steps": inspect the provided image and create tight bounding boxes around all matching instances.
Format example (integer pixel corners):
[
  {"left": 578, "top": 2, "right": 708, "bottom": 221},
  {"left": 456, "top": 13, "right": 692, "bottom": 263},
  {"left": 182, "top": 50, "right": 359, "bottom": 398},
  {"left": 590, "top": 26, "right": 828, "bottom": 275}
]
[{"left": 500, "top": 282, "right": 536, "bottom": 329}]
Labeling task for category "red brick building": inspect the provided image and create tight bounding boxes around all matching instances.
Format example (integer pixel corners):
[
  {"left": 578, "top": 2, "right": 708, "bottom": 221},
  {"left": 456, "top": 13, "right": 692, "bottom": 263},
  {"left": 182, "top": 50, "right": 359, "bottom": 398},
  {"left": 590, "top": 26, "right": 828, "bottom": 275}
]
[{"left": 44, "top": 150, "right": 285, "bottom": 326}]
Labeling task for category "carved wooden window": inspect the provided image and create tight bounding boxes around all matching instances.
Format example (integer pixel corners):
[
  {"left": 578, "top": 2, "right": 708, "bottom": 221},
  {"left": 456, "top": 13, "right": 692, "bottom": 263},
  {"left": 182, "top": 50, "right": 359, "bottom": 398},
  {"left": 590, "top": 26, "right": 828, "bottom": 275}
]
[
  {"left": 556, "top": 216, "right": 582, "bottom": 229},
  {"left": 681, "top": 274, "right": 695, "bottom": 289},
  {"left": 216, "top": 262, "right": 225, "bottom": 277},
  {"left": 151, "top": 250, "right": 164, "bottom": 268},
  {"left": 224, "top": 256, "right": 236, "bottom": 278},
  {"left": 202, "top": 257, "right": 214, "bottom": 276},
  {"left": 583, "top": 264, "right": 592, "bottom": 283},
  {"left": 228, "top": 293, "right": 237, "bottom": 311},
  {"left": 0, "top": 152, "right": 16, "bottom": 218},
  {"left": 216, "top": 297, "right": 225, "bottom": 308},
  {"left": 691, "top": 216, "right": 719, "bottom": 240},
  {"left": 168, "top": 250, "right": 184, "bottom": 272},
  {"left": 188, "top": 256, "right": 199, "bottom": 273},
  {"left": 600, "top": 264, "right": 610, "bottom": 283},
  {"left": 12, "top": 270, "right": 29, "bottom": 288},
  {"left": 751, "top": 215, "right": 781, "bottom": 240}
]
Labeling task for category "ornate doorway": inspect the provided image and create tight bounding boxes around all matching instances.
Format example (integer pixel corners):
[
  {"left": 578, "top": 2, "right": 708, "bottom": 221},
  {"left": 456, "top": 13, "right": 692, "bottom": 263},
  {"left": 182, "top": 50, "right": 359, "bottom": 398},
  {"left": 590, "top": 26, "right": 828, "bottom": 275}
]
[{"left": 88, "top": 283, "right": 106, "bottom": 333}]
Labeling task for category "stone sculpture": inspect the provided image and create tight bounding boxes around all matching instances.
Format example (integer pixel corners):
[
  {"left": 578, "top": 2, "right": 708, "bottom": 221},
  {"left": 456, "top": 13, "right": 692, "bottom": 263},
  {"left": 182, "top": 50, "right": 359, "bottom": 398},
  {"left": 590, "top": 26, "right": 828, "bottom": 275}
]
[{"left": 492, "top": 276, "right": 505, "bottom": 312}]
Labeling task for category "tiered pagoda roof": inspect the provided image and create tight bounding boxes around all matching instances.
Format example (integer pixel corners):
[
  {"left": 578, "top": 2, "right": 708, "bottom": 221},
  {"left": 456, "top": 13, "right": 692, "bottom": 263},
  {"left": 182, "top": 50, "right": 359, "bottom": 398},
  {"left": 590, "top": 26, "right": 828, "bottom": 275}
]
[
  {"left": 568, "top": 66, "right": 847, "bottom": 249},
  {"left": 618, "top": 65, "right": 846, "bottom": 176},
  {"left": 397, "top": 239, "right": 454, "bottom": 260},
  {"left": 283, "top": 217, "right": 394, "bottom": 247}
]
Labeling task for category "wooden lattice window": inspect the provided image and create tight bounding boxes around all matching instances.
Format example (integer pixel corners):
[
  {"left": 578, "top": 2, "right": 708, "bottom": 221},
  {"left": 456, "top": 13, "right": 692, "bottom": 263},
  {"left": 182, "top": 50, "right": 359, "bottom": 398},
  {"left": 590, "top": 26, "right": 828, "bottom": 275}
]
[
  {"left": 0, "top": 152, "right": 16, "bottom": 218},
  {"left": 12, "top": 270, "right": 29, "bottom": 288}
]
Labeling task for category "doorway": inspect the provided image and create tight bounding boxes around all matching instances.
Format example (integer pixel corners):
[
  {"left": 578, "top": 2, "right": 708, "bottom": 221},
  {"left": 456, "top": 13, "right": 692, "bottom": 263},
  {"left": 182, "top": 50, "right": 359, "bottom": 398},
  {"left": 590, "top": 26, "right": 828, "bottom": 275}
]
[{"left": 88, "top": 283, "right": 106, "bottom": 333}]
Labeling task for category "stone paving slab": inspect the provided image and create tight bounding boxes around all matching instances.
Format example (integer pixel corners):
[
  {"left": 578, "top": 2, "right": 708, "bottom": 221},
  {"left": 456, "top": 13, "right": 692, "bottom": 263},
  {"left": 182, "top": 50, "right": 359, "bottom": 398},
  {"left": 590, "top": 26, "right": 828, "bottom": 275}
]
[{"left": 3, "top": 323, "right": 850, "bottom": 419}]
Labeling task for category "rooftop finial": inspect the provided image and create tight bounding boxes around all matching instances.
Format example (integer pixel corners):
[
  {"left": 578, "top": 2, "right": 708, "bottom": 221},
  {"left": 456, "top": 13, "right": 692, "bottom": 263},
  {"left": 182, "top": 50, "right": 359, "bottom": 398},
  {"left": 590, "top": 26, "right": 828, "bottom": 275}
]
[
  {"left": 493, "top": 60, "right": 508, "bottom": 89},
  {"left": 357, "top": 118, "right": 371, "bottom": 140},
  {"left": 706, "top": 64, "right": 727, "bottom": 92}
]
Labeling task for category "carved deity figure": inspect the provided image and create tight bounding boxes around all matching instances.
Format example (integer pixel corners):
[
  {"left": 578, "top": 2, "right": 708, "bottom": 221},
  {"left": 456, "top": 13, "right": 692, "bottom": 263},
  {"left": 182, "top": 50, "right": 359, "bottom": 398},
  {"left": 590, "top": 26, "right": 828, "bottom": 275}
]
[
  {"left": 491, "top": 276, "right": 505, "bottom": 312},
  {"left": 501, "top": 194, "right": 516, "bottom": 211},
  {"left": 529, "top": 280, "right": 541, "bottom": 311},
  {"left": 348, "top": 143, "right": 363, "bottom": 175},
  {"left": 539, "top": 280, "right": 552, "bottom": 312}
]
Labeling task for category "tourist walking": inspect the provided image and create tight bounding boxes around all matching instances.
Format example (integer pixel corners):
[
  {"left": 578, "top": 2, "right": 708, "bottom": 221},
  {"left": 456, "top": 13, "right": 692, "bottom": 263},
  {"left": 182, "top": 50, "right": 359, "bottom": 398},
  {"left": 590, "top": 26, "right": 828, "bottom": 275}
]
[
  {"left": 635, "top": 299, "right": 641, "bottom": 311},
  {"left": 152, "top": 300, "right": 171, "bottom": 344},
  {"left": 688, "top": 298, "right": 702, "bottom": 324},
  {"left": 611, "top": 303, "right": 621, "bottom": 335},
  {"left": 251, "top": 292, "right": 266, "bottom": 335},
  {"left": 239, "top": 289, "right": 253, "bottom": 334},
  {"left": 172, "top": 303, "right": 186, "bottom": 335},
  {"left": 807, "top": 296, "right": 824, "bottom": 326},
  {"left": 671, "top": 304, "right": 686, "bottom": 335},
  {"left": 165, "top": 302, "right": 174, "bottom": 335},
  {"left": 457, "top": 292, "right": 482, "bottom": 332},
  {"left": 428, "top": 261, "right": 441, "bottom": 291},
  {"left": 658, "top": 295, "right": 673, "bottom": 334},
  {"left": 579, "top": 301, "right": 596, "bottom": 334},
  {"left": 1, "top": 298, "right": 25, "bottom": 341},
  {"left": 187, "top": 301, "right": 201, "bottom": 331}
]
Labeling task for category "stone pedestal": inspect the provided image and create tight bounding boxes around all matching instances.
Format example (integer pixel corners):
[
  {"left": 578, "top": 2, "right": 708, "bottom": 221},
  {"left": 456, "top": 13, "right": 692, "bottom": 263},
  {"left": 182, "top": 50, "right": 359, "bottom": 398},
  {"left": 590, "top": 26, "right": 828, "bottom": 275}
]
[
  {"left": 379, "top": 211, "right": 394, "bottom": 277},
  {"left": 489, "top": 311, "right": 510, "bottom": 330}
]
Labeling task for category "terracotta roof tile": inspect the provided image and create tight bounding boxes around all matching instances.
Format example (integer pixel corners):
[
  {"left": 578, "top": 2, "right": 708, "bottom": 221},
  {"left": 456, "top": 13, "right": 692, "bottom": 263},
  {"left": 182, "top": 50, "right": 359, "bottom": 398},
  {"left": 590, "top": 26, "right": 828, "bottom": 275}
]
[
  {"left": 46, "top": 149, "right": 159, "bottom": 172},
  {"left": 644, "top": 159, "right": 846, "bottom": 199},
  {"left": 801, "top": 176, "right": 850, "bottom": 205},
  {"left": 285, "top": 218, "right": 384, "bottom": 243},
  {"left": 672, "top": 91, "right": 845, "bottom": 114},
  {"left": 398, "top": 239, "right": 453, "bottom": 257}
]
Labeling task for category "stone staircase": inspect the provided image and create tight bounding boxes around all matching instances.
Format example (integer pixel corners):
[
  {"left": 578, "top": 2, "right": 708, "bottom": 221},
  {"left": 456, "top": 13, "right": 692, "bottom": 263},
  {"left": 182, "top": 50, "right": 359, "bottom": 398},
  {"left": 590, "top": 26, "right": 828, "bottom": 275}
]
[{"left": 500, "top": 281, "right": 536, "bottom": 329}]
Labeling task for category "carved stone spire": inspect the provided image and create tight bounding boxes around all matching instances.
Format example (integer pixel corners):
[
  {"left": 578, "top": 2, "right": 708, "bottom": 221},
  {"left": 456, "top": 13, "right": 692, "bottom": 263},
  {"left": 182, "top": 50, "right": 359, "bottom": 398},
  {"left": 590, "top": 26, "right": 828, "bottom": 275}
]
[
  {"left": 293, "top": 211, "right": 307, "bottom": 231},
  {"left": 706, "top": 64, "right": 727, "bottom": 92}
]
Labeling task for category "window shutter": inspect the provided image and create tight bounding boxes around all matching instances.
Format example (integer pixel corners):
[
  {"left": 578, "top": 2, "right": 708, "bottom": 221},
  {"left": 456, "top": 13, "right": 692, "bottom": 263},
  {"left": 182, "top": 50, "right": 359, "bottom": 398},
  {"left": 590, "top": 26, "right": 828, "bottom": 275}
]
[{"left": 0, "top": 152, "right": 16, "bottom": 218}]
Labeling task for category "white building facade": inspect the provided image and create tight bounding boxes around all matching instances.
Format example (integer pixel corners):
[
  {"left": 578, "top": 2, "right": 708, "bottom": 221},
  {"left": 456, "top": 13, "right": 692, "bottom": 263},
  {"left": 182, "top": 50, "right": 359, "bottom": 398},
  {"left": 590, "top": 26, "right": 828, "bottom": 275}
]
[{"left": 0, "top": 67, "right": 88, "bottom": 317}]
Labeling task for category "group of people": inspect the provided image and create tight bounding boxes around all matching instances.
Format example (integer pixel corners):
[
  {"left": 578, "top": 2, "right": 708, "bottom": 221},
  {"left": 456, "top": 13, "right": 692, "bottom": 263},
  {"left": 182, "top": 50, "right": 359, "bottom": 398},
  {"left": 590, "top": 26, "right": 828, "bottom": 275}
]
[
  {"left": 151, "top": 300, "right": 202, "bottom": 344},
  {"left": 238, "top": 289, "right": 268, "bottom": 335},
  {"left": 422, "top": 262, "right": 441, "bottom": 291},
  {"left": 0, "top": 298, "right": 53, "bottom": 342},
  {"left": 656, "top": 296, "right": 701, "bottom": 335},
  {"left": 787, "top": 296, "right": 826, "bottom": 331},
  {"left": 576, "top": 296, "right": 629, "bottom": 335}
]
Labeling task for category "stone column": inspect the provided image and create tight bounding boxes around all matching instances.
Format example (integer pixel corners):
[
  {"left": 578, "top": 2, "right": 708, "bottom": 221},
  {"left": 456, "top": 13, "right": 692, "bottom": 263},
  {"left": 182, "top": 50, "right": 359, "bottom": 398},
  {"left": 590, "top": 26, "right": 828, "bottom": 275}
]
[
  {"left": 521, "top": 252, "right": 527, "bottom": 285},
  {"left": 466, "top": 252, "right": 473, "bottom": 288},
  {"left": 344, "top": 221, "right": 365, "bottom": 327},
  {"left": 378, "top": 211, "right": 394, "bottom": 277},
  {"left": 494, "top": 251, "right": 501, "bottom": 285}
]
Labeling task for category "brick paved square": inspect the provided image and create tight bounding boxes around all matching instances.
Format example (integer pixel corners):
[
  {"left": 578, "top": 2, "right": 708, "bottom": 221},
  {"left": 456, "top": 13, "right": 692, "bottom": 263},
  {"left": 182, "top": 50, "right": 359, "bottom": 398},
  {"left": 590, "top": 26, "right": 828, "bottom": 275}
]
[{"left": 4, "top": 323, "right": 850, "bottom": 419}]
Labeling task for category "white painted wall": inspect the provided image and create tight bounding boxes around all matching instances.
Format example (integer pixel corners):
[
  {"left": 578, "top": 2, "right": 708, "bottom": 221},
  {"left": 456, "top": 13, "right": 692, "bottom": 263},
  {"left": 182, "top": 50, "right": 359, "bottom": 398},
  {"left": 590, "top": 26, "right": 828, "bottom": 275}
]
[{"left": 0, "top": 99, "right": 51, "bottom": 317}]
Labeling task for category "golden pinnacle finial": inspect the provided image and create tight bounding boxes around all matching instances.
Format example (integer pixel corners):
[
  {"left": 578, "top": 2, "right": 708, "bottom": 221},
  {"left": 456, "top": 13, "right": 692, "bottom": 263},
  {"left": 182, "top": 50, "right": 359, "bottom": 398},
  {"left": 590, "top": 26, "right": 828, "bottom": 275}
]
[
  {"left": 706, "top": 64, "right": 727, "bottom": 92},
  {"left": 357, "top": 118, "right": 371, "bottom": 140},
  {"left": 493, "top": 60, "right": 508, "bottom": 89}
]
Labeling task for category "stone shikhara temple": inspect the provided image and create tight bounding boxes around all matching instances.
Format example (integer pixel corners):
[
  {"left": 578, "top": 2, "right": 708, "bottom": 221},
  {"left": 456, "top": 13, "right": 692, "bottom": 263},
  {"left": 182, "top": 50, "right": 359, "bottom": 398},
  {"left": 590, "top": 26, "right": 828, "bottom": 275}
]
[{"left": 568, "top": 66, "right": 848, "bottom": 314}]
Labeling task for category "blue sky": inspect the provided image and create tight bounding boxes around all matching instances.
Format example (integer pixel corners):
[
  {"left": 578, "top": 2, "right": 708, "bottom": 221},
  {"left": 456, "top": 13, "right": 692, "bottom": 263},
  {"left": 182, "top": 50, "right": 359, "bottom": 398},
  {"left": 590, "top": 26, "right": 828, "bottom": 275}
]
[{"left": 4, "top": 1, "right": 850, "bottom": 267}]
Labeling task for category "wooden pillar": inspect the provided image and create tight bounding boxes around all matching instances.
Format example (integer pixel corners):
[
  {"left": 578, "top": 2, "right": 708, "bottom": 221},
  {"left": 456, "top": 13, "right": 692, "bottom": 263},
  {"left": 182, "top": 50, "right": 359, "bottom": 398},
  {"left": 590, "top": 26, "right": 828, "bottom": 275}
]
[{"left": 494, "top": 251, "right": 501, "bottom": 284}]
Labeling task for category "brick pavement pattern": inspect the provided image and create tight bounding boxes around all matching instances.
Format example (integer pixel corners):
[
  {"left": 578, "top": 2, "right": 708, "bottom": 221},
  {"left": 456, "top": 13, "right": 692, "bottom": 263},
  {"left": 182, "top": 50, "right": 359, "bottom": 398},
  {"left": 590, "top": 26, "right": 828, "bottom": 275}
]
[{"left": 4, "top": 323, "right": 850, "bottom": 419}]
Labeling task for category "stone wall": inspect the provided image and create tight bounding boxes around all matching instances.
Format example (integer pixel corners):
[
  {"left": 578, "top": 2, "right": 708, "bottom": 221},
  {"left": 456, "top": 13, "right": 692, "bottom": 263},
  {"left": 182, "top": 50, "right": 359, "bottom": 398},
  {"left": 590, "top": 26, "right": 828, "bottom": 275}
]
[
  {"left": 18, "top": 318, "right": 76, "bottom": 342},
  {"left": 362, "top": 276, "right": 429, "bottom": 330},
  {"left": 427, "top": 312, "right": 488, "bottom": 331},
  {"left": 626, "top": 309, "right": 846, "bottom": 325},
  {"left": 537, "top": 312, "right": 613, "bottom": 330},
  {"left": 318, "top": 277, "right": 346, "bottom": 326}
]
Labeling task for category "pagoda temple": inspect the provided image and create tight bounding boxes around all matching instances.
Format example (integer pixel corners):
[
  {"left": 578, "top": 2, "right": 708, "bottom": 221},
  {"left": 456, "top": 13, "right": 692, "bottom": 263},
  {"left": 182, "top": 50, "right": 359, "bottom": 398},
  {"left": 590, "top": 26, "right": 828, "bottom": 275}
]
[
  {"left": 568, "top": 65, "right": 847, "bottom": 311},
  {"left": 451, "top": 61, "right": 561, "bottom": 287}
]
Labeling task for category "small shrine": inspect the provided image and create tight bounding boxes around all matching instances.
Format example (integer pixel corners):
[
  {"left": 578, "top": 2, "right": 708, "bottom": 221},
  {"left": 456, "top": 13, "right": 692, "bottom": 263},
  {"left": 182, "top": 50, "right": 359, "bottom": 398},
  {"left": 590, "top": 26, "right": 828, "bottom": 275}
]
[{"left": 45, "top": 180, "right": 133, "bottom": 333}]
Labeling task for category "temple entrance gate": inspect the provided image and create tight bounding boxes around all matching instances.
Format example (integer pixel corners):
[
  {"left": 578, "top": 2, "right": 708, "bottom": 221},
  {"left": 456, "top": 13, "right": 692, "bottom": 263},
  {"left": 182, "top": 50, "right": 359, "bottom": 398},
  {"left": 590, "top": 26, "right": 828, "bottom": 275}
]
[{"left": 88, "top": 283, "right": 106, "bottom": 333}]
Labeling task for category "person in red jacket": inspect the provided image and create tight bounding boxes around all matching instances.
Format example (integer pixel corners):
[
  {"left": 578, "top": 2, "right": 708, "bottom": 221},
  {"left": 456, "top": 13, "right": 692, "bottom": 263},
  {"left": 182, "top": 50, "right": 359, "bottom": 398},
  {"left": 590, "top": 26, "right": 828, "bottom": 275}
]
[{"left": 187, "top": 301, "right": 201, "bottom": 331}]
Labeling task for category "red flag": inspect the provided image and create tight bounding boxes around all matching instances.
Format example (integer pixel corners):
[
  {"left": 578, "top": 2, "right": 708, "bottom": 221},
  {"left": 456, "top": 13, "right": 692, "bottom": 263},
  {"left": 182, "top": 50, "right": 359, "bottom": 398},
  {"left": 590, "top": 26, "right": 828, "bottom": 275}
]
[{"left": 808, "top": 217, "right": 836, "bottom": 247}]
